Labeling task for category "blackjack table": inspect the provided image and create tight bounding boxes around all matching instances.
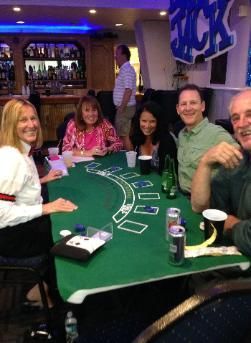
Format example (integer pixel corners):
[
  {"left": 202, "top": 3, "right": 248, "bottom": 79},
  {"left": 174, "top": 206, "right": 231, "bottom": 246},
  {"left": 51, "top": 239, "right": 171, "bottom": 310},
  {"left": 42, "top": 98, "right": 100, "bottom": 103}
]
[{"left": 48, "top": 151, "right": 251, "bottom": 303}]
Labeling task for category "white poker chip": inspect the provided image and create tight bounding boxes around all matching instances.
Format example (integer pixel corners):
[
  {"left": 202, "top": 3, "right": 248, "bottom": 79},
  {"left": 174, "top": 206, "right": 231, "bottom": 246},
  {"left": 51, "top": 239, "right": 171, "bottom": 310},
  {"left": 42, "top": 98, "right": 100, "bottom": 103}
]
[
  {"left": 60, "top": 229, "right": 72, "bottom": 237},
  {"left": 199, "top": 221, "right": 205, "bottom": 231}
]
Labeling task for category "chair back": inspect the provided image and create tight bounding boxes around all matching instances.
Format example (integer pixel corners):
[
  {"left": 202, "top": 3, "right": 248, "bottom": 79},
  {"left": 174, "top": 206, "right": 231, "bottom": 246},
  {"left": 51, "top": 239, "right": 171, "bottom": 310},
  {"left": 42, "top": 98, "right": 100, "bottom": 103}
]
[
  {"left": 96, "top": 90, "right": 116, "bottom": 124},
  {"left": 133, "top": 279, "right": 251, "bottom": 343},
  {"left": 151, "top": 90, "right": 179, "bottom": 126},
  {"left": 29, "top": 93, "right": 41, "bottom": 118}
]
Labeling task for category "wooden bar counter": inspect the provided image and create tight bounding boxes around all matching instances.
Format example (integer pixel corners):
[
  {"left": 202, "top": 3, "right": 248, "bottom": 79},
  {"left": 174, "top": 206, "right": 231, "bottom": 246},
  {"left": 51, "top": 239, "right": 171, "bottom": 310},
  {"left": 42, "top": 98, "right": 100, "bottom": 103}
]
[{"left": 0, "top": 94, "right": 81, "bottom": 141}]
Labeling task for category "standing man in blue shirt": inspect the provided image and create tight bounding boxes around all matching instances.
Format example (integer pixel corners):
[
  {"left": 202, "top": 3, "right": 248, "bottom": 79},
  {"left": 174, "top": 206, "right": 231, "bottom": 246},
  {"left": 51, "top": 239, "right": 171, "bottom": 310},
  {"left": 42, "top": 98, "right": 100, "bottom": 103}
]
[{"left": 113, "top": 44, "right": 136, "bottom": 150}]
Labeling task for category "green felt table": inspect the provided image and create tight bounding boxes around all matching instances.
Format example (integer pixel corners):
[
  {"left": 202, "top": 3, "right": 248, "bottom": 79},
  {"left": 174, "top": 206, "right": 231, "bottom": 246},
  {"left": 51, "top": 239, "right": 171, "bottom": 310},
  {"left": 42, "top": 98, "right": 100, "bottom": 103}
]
[{"left": 48, "top": 151, "right": 251, "bottom": 303}]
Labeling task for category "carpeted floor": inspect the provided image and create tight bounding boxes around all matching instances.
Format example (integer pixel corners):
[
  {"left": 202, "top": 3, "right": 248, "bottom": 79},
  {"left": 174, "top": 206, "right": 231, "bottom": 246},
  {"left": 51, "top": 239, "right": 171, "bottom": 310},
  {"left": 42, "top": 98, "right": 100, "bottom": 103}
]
[{"left": 0, "top": 271, "right": 187, "bottom": 343}]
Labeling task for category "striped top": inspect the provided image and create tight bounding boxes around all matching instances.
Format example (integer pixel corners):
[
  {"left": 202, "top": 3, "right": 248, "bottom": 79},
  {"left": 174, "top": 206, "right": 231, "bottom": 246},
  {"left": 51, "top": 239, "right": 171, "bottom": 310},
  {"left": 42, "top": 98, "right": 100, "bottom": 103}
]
[{"left": 113, "top": 61, "right": 136, "bottom": 107}]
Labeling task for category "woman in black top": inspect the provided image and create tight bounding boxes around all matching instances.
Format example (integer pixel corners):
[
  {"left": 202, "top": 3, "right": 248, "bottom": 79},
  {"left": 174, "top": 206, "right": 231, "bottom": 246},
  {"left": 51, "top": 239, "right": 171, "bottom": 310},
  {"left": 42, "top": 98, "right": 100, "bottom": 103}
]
[{"left": 130, "top": 101, "right": 177, "bottom": 173}]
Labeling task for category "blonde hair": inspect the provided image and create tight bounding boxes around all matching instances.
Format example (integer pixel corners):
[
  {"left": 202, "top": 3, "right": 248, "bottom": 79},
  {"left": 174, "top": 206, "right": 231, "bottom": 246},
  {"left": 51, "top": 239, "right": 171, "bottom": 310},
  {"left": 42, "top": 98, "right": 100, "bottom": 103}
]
[{"left": 0, "top": 98, "right": 43, "bottom": 152}]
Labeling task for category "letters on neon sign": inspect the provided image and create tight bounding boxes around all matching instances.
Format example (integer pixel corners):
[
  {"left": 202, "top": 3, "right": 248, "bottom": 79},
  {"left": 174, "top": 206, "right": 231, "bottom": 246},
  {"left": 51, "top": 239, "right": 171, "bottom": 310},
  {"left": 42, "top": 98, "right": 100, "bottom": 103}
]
[{"left": 169, "top": 0, "right": 236, "bottom": 64}]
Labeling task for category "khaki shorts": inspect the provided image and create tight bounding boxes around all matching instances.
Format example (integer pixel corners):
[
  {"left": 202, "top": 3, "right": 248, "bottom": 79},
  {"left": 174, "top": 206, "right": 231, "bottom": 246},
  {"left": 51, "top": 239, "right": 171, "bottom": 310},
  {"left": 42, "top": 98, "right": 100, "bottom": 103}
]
[{"left": 115, "top": 105, "right": 136, "bottom": 136}]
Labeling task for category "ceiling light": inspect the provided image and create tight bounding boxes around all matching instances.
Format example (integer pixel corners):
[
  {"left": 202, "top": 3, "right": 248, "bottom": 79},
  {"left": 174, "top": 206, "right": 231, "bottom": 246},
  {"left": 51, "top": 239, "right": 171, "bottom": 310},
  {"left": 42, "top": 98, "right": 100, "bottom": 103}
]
[
  {"left": 115, "top": 23, "right": 123, "bottom": 27},
  {"left": 16, "top": 21, "right": 25, "bottom": 24},
  {"left": 89, "top": 9, "right": 96, "bottom": 14},
  {"left": 159, "top": 11, "right": 167, "bottom": 16},
  {"left": 13, "top": 7, "right": 21, "bottom": 12}
]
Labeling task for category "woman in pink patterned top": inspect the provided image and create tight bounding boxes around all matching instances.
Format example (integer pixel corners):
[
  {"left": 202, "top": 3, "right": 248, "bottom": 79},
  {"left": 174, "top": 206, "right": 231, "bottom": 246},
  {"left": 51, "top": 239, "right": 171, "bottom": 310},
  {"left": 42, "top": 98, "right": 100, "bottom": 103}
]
[{"left": 63, "top": 95, "right": 123, "bottom": 157}]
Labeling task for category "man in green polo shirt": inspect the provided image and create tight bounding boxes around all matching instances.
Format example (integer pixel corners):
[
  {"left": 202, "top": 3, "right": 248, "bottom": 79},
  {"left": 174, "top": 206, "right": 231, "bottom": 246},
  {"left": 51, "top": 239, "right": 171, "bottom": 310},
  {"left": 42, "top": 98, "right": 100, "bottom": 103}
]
[{"left": 177, "top": 84, "right": 237, "bottom": 193}]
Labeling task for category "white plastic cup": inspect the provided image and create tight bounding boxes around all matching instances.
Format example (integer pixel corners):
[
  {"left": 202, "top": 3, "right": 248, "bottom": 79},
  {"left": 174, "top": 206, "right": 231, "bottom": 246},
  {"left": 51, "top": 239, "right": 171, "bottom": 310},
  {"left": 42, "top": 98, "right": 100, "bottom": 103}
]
[
  {"left": 48, "top": 147, "right": 59, "bottom": 157},
  {"left": 62, "top": 150, "right": 73, "bottom": 168},
  {"left": 126, "top": 151, "right": 137, "bottom": 168}
]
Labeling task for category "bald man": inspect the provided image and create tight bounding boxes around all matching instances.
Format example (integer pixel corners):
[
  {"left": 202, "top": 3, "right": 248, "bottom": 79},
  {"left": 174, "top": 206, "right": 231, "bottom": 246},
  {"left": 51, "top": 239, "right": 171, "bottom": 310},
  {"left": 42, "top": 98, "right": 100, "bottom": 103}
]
[{"left": 191, "top": 89, "right": 251, "bottom": 256}]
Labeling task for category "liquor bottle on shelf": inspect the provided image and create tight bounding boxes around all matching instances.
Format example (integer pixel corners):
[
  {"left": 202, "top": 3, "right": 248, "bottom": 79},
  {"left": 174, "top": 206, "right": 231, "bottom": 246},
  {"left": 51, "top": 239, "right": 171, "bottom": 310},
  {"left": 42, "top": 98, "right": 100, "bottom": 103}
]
[
  {"left": 70, "top": 47, "right": 75, "bottom": 59},
  {"left": 29, "top": 46, "right": 34, "bottom": 57},
  {"left": 42, "top": 63, "right": 47, "bottom": 80},
  {"left": 39, "top": 46, "right": 44, "bottom": 58},
  {"left": 76, "top": 47, "right": 81, "bottom": 58},
  {"left": 54, "top": 44, "right": 60, "bottom": 58},
  {"left": 64, "top": 44, "right": 70, "bottom": 59},
  {"left": 37, "top": 64, "right": 42, "bottom": 80},
  {"left": 44, "top": 44, "right": 48, "bottom": 58},
  {"left": 48, "top": 44, "right": 52, "bottom": 58},
  {"left": 34, "top": 44, "right": 39, "bottom": 58},
  {"left": 60, "top": 47, "right": 64, "bottom": 59}
]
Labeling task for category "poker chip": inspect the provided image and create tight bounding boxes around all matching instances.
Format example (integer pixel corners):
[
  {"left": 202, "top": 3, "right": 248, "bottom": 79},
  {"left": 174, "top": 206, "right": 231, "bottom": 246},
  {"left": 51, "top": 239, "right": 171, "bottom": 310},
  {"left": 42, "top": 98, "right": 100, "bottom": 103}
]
[
  {"left": 60, "top": 229, "right": 72, "bottom": 237},
  {"left": 180, "top": 217, "right": 187, "bottom": 227},
  {"left": 199, "top": 221, "right": 205, "bottom": 231},
  {"left": 75, "top": 224, "right": 86, "bottom": 235}
]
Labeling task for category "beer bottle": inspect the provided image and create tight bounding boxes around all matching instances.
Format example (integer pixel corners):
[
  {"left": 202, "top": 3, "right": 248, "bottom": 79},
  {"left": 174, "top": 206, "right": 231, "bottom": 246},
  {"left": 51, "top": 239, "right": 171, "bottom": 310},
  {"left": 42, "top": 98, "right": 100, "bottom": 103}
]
[
  {"left": 161, "top": 154, "right": 170, "bottom": 193},
  {"left": 166, "top": 158, "right": 177, "bottom": 199}
]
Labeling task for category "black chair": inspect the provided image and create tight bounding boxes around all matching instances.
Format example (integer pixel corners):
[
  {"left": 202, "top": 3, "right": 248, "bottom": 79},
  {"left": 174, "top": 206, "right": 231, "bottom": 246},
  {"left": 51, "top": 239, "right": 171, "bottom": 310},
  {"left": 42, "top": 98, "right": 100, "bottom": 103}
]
[
  {"left": 151, "top": 90, "right": 180, "bottom": 127},
  {"left": 215, "top": 118, "right": 234, "bottom": 134},
  {"left": 29, "top": 93, "right": 41, "bottom": 119},
  {"left": 141, "top": 88, "right": 155, "bottom": 104},
  {"left": 200, "top": 87, "right": 214, "bottom": 118},
  {"left": 56, "top": 111, "right": 75, "bottom": 153},
  {"left": 133, "top": 279, "right": 251, "bottom": 343},
  {"left": 0, "top": 254, "right": 52, "bottom": 331},
  {"left": 96, "top": 90, "right": 116, "bottom": 124}
]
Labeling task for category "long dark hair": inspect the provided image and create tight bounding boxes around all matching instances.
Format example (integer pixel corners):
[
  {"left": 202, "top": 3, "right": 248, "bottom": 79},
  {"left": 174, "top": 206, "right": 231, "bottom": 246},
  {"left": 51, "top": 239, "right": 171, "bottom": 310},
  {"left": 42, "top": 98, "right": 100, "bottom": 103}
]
[{"left": 131, "top": 101, "right": 163, "bottom": 147}]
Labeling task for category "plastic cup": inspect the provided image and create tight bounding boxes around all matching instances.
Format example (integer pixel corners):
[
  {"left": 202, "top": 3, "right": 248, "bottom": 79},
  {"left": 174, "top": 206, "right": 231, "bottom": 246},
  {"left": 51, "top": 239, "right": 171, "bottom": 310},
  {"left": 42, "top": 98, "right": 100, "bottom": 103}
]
[
  {"left": 125, "top": 151, "right": 137, "bottom": 168},
  {"left": 202, "top": 209, "right": 227, "bottom": 243},
  {"left": 48, "top": 147, "right": 59, "bottom": 157},
  {"left": 138, "top": 155, "right": 152, "bottom": 175},
  {"left": 62, "top": 150, "right": 73, "bottom": 168}
]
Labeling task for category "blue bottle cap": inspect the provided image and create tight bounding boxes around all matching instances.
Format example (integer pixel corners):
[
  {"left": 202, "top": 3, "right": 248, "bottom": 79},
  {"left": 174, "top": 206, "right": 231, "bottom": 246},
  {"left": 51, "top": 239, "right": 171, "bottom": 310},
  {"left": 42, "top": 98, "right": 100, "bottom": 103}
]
[{"left": 180, "top": 217, "right": 187, "bottom": 227}]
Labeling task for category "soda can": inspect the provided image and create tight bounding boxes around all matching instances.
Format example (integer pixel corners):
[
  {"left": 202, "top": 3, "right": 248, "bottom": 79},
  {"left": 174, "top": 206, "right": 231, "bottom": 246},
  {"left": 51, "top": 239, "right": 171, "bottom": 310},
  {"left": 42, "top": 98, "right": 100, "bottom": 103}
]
[
  {"left": 165, "top": 207, "right": 181, "bottom": 240},
  {"left": 168, "top": 225, "right": 185, "bottom": 265}
]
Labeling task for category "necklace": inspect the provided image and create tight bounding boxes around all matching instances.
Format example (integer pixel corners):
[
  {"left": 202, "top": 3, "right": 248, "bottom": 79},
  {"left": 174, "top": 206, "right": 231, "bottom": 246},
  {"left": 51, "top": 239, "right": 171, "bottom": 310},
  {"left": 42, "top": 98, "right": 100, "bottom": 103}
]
[
  {"left": 85, "top": 126, "right": 94, "bottom": 133},
  {"left": 77, "top": 126, "right": 99, "bottom": 150}
]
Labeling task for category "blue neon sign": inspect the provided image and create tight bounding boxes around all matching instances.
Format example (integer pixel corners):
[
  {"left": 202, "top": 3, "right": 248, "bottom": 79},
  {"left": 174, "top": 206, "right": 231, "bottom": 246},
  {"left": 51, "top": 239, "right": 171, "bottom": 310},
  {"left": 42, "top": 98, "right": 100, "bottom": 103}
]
[
  {"left": 0, "top": 24, "right": 100, "bottom": 34},
  {"left": 169, "top": 0, "right": 236, "bottom": 64}
]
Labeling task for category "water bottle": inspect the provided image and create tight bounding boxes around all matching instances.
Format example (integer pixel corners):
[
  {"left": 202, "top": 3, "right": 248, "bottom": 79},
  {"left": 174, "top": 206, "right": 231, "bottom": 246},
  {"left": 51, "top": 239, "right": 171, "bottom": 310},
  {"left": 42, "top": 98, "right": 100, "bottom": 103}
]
[{"left": 65, "top": 311, "right": 79, "bottom": 343}]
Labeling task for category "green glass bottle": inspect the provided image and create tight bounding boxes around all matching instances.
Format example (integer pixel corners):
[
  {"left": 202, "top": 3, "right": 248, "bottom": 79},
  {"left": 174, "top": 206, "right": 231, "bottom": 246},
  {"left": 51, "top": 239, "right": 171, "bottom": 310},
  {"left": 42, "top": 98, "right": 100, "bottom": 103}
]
[
  {"left": 161, "top": 154, "right": 170, "bottom": 193},
  {"left": 166, "top": 158, "right": 177, "bottom": 199}
]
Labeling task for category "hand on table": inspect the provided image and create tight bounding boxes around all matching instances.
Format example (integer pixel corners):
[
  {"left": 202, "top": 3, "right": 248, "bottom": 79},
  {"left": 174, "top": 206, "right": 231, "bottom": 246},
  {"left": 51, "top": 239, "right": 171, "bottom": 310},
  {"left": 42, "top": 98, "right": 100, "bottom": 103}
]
[
  {"left": 93, "top": 146, "right": 108, "bottom": 156},
  {"left": 43, "top": 198, "right": 78, "bottom": 215},
  {"left": 40, "top": 169, "right": 63, "bottom": 184}
]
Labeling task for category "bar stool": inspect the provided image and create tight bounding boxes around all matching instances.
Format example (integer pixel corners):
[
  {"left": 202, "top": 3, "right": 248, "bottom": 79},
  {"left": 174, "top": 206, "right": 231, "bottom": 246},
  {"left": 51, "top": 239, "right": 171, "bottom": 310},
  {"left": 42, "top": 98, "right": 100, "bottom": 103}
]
[{"left": 0, "top": 254, "right": 52, "bottom": 331}]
